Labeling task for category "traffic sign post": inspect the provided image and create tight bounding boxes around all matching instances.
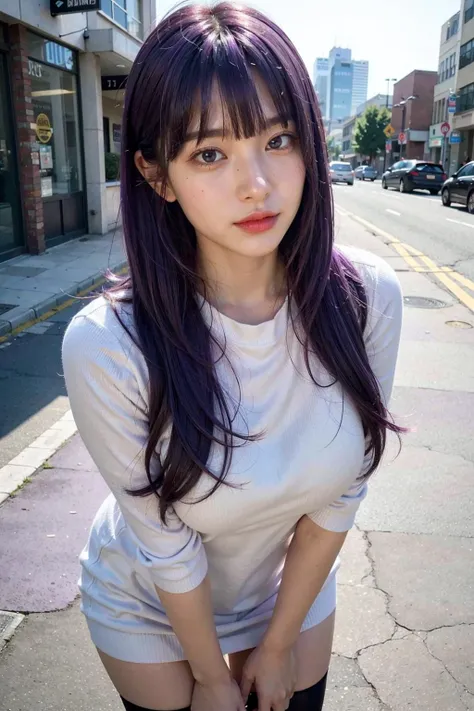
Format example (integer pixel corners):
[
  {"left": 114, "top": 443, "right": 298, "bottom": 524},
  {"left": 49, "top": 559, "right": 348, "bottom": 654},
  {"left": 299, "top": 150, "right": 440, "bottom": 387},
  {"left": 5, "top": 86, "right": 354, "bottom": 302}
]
[
  {"left": 384, "top": 124, "right": 395, "bottom": 139},
  {"left": 448, "top": 94, "right": 457, "bottom": 114},
  {"left": 385, "top": 140, "right": 392, "bottom": 153},
  {"left": 440, "top": 122, "right": 451, "bottom": 137},
  {"left": 398, "top": 132, "right": 407, "bottom": 145}
]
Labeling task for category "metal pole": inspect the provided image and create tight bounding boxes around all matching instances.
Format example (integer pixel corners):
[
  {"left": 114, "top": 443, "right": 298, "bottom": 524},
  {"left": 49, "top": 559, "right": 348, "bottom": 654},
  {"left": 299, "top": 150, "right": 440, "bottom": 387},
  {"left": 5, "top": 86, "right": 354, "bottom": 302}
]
[{"left": 401, "top": 104, "right": 406, "bottom": 158}]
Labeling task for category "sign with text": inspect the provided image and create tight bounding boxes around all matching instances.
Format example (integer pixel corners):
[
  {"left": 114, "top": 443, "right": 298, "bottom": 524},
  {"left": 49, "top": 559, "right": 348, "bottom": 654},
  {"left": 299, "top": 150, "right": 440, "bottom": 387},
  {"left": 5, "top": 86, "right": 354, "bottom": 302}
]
[
  {"left": 51, "top": 0, "right": 101, "bottom": 16},
  {"left": 398, "top": 132, "right": 407, "bottom": 145},
  {"left": 441, "top": 122, "right": 451, "bottom": 136},
  {"left": 450, "top": 131, "right": 461, "bottom": 144},
  {"left": 448, "top": 95, "right": 457, "bottom": 113},
  {"left": 101, "top": 75, "right": 128, "bottom": 91}
]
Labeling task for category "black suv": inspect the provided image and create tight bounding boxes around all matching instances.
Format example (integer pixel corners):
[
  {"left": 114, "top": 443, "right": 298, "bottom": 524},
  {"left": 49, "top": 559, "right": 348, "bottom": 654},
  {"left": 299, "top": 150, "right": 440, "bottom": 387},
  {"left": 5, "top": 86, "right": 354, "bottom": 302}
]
[
  {"left": 382, "top": 160, "right": 446, "bottom": 195},
  {"left": 441, "top": 161, "right": 474, "bottom": 213}
]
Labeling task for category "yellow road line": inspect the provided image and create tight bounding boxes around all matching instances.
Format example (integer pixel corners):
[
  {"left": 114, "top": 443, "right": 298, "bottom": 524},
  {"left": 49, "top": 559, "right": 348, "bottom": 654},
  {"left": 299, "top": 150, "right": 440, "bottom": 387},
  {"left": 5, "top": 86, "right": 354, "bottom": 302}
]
[
  {"left": 391, "top": 243, "right": 422, "bottom": 270},
  {"left": 0, "top": 266, "right": 128, "bottom": 345},
  {"left": 337, "top": 207, "right": 474, "bottom": 312}
]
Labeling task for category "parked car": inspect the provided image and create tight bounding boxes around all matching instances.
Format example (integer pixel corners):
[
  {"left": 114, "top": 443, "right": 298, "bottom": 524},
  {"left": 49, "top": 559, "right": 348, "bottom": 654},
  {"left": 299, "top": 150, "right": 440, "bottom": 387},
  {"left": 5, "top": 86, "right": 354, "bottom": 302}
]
[
  {"left": 354, "top": 165, "right": 377, "bottom": 181},
  {"left": 381, "top": 160, "right": 446, "bottom": 195},
  {"left": 329, "top": 161, "right": 354, "bottom": 186},
  {"left": 441, "top": 161, "right": 474, "bottom": 213}
]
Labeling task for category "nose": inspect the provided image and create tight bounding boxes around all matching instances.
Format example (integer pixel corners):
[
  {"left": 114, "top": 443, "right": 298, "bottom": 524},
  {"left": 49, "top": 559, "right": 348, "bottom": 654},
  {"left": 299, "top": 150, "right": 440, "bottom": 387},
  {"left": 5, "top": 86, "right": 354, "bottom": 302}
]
[{"left": 235, "top": 155, "right": 271, "bottom": 203}]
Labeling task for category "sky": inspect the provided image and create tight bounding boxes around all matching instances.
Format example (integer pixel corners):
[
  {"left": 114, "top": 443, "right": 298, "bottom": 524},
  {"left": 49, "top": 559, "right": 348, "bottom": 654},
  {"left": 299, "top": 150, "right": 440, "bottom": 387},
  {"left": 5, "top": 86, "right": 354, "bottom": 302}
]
[{"left": 156, "top": 0, "right": 463, "bottom": 98}]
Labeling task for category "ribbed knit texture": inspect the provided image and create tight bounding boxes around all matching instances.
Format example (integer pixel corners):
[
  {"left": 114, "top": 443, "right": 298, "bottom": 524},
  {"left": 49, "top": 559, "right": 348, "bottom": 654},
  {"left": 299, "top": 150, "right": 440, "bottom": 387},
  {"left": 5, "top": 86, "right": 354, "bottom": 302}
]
[{"left": 62, "top": 246, "right": 402, "bottom": 663}]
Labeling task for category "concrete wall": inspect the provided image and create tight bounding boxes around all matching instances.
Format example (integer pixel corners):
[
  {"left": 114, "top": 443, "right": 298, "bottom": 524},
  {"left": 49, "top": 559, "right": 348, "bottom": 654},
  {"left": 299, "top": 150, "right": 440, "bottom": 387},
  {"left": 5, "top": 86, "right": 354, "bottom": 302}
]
[{"left": 106, "top": 183, "right": 121, "bottom": 230}]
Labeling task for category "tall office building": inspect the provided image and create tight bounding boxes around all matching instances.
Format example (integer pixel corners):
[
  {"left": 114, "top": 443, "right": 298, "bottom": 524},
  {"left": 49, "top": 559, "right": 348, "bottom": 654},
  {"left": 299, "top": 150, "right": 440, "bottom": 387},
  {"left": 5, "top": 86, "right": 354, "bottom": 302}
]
[
  {"left": 351, "top": 60, "right": 369, "bottom": 115},
  {"left": 314, "top": 47, "right": 369, "bottom": 124},
  {"left": 330, "top": 59, "right": 354, "bottom": 123},
  {"left": 314, "top": 58, "right": 329, "bottom": 119}
]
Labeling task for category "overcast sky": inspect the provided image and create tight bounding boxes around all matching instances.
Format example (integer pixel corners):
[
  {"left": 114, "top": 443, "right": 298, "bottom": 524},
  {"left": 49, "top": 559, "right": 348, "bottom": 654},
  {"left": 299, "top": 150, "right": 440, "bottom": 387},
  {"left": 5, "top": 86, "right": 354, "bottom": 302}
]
[{"left": 156, "top": 0, "right": 463, "bottom": 97}]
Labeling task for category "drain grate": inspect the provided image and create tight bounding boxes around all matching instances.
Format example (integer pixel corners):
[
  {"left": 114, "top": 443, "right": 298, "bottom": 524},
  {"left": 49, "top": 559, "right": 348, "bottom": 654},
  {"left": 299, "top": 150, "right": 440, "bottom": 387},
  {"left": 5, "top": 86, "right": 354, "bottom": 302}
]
[
  {"left": 403, "top": 296, "right": 448, "bottom": 309},
  {"left": 0, "top": 303, "right": 15, "bottom": 316},
  {"left": 445, "top": 320, "right": 473, "bottom": 329}
]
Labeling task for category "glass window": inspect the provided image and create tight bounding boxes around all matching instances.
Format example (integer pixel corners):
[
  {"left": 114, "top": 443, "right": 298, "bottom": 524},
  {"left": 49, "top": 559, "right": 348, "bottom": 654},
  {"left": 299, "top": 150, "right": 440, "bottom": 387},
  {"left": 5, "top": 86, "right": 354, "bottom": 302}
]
[
  {"left": 458, "top": 82, "right": 474, "bottom": 112},
  {"left": 30, "top": 63, "right": 83, "bottom": 197},
  {"left": 102, "top": 0, "right": 143, "bottom": 39},
  {"left": 391, "top": 162, "right": 401, "bottom": 170},
  {"left": 416, "top": 163, "right": 444, "bottom": 173},
  {"left": 465, "top": 0, "right": 474, "bottom": 23},
  {"left": 27, "top": 33, "right": 76, "bottom": 72}
]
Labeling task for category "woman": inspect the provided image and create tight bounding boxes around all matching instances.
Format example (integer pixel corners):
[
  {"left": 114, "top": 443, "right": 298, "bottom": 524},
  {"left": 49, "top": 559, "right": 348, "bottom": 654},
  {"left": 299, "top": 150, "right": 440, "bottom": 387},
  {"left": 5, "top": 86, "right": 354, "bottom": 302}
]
[{"left": 62, "top": 4, "right": 404, "bottom": 710}]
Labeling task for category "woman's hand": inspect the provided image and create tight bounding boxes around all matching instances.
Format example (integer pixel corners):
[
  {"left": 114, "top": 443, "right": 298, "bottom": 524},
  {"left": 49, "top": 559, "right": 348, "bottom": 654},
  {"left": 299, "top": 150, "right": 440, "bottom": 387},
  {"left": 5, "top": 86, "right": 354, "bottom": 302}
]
[
  {"left": 191, "top": 677, "right": 246, "bottom": 711},
  {"left": 240, "top": 644, "right": 297, "bottom": 711}
]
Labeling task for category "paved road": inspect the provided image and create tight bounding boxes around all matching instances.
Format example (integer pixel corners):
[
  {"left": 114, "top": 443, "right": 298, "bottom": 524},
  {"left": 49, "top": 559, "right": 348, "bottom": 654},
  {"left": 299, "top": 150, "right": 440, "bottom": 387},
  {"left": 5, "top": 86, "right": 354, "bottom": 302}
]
[
  {"left": 333, "top": 180, "right": 474, "bottom": 282},
  {"left": 0, "top": 300, "right": 84, "bottom": 468}
]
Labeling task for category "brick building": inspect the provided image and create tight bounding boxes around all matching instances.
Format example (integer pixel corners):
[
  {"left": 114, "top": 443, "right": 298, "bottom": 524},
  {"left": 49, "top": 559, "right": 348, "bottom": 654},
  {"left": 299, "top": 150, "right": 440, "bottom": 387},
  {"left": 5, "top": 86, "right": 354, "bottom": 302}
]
[
  {"left": 0, "top": 0, "right": 156, "bottom": 262},
  {"left": 390, "top": 70, "right": 438, "bottom": 161}
]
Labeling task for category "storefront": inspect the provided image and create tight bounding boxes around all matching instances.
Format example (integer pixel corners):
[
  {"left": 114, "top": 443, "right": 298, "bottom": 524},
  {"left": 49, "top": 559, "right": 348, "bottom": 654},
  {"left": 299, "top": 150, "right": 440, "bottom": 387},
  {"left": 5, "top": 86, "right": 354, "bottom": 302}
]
[
  {"left": 0, "top": 22, "right": 24, "bottom": 260},
  {"left": 26, "top": 33, "right": 86, "bottom": 246}
]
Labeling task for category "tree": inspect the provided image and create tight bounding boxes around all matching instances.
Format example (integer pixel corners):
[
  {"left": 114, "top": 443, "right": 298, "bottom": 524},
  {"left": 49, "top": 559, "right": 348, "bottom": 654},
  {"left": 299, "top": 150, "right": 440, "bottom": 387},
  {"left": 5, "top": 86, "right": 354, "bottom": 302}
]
[
  {"left": 326, "top": 135, "right": 342, "bottom": 161},
  {"left": 352, "top": 105, "right": 391, "bottom": 163}
]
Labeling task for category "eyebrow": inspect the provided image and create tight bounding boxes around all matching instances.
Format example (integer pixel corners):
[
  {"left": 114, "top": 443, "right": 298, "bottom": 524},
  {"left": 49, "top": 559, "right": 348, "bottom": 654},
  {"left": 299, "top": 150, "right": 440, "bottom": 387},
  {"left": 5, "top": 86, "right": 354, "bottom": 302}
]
[{"left": 184, "top": 116, "right": 290, "bottom": 143}]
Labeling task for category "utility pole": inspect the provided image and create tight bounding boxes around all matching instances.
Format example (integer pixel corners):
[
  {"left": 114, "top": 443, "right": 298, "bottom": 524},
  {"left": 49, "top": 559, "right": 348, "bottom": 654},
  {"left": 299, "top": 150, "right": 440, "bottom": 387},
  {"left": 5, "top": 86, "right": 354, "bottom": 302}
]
[
  {"left": 383, "top": 78, "right": 397, "bottom": 172},
  {"left": 393, "top": 95, "right": 417, "bottom": 160}
]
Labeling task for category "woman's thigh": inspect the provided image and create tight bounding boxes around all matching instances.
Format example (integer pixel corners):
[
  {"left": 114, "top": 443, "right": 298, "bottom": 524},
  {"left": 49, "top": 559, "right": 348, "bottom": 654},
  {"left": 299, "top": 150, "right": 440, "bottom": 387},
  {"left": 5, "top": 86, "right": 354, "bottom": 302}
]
[
  {"left": 228, "top": 610, "right": 336, "bottom": 691},
  {"left": 96, "top": 649, "right": 194, "bottom": 711}
]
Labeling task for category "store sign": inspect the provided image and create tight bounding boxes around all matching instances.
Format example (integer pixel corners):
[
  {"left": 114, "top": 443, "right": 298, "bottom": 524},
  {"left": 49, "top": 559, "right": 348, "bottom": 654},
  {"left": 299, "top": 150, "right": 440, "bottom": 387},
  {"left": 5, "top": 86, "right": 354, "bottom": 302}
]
[
  {"left": 35, "top": 114, "right": 53, "bottom": 144},
  {"left": 450, "top": 131, "right": 461, "bottom": 144},
  {"left": 51, "top": 0, "right": 101, "bottom": 16},
  {"left": 101, "top": 75, "right": 128, "bottom": 91},
  {"left": 28, "top": 60, "right": 43, "bottom": 78}
]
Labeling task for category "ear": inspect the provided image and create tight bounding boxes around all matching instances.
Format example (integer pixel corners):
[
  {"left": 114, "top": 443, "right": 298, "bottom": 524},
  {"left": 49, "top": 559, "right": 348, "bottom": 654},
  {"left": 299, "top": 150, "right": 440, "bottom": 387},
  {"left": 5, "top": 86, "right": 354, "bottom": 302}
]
[{"left": 134, "top": 150, "right": 177, "bottom": 203}]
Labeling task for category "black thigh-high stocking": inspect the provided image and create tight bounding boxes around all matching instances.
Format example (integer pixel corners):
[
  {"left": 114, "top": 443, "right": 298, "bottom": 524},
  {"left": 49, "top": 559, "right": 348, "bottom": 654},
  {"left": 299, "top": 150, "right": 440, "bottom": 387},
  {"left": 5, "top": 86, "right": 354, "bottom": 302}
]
[
  {"left": 245, "top": 671, "right": 328, "bottom": 710},
  {"left": 120, "top": 697, "right": 190, "bottom": 711}
]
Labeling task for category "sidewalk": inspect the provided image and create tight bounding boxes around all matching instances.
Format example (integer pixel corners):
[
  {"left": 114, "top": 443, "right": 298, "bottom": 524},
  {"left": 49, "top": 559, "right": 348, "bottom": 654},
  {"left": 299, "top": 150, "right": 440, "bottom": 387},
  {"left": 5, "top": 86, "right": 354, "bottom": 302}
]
[
  {"left": 0, "top": 213, "right": 473, "bottom": 711},
  {"left": 0, "top": 229, "right": 127, "bottom": 338}
]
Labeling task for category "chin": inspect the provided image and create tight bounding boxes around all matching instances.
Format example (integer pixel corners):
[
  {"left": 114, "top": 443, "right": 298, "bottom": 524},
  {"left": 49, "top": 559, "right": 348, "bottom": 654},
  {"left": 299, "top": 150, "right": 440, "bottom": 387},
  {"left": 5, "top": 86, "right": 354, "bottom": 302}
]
[{"left": 232, "top": 231, "right": 285, "bottom": 258}]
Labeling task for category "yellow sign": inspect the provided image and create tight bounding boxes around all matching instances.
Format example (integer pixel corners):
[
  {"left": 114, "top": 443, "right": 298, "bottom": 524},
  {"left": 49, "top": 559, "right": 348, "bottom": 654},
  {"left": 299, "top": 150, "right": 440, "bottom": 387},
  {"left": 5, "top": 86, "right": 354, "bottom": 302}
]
[
  {"left": 35, "top": 113, "right": 53, "bottom": 144},
  {"left": 384, "top": 123, "right": 395, "bottom": 138}
]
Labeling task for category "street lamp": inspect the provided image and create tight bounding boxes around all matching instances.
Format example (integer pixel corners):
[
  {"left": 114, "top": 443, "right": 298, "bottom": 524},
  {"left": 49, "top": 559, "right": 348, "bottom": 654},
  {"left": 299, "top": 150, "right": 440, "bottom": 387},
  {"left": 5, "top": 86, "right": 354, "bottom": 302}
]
[{"left": 393, "top": 95, "right": 417, "bottom": 158}]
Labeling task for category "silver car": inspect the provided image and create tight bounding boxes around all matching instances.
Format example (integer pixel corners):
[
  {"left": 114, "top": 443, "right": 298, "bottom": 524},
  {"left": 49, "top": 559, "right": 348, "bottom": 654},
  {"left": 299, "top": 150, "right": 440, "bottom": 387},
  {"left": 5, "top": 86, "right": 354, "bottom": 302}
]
[
  {"left": 329, "top": 161, "right": 354, "bottom": 186},
  {"left": 354, "top": 165, "right": 378, "bottom": 181}
]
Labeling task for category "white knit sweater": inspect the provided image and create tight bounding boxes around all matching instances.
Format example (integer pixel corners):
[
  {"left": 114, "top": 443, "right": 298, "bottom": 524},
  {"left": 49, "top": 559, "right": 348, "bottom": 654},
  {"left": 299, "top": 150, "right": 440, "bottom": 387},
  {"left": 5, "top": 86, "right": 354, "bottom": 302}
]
[{"left": 62, "top": 246, "right": 402, "bottom": 663}]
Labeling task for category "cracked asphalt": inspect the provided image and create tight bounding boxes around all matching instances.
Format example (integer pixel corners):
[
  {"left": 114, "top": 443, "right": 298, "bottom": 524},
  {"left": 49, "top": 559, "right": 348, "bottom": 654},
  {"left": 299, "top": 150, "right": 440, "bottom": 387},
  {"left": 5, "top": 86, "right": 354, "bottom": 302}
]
[{"left": 0, "top": 212, "right": 473, "bottom": 710}]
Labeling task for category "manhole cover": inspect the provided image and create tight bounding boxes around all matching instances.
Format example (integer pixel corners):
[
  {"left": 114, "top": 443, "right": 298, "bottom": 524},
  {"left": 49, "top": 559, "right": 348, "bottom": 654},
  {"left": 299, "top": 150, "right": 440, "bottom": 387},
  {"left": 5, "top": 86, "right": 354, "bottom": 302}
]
[
  {"left": 445, "top": 320, "right": 473, "bottom": 329},
  {"left": 403, "top": 296, "right": 448, "bottom": 309},
  {"left": 0, "top": 303, "right": 15, "bottom": 316}
]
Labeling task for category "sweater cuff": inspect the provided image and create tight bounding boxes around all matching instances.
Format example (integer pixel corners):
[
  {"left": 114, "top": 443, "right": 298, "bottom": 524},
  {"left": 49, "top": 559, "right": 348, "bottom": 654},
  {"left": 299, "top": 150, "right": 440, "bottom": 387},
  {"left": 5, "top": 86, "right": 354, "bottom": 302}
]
[{"left": 144, "top": 545, "right": 209, "bottom": 594}]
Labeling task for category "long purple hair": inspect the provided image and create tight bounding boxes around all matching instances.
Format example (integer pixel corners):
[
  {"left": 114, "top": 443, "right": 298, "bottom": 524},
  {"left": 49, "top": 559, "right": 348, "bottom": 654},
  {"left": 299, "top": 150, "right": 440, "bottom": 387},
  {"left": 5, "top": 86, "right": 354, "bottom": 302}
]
[{"left": 108, "top": 2, "right": 402, "bottom": 520}]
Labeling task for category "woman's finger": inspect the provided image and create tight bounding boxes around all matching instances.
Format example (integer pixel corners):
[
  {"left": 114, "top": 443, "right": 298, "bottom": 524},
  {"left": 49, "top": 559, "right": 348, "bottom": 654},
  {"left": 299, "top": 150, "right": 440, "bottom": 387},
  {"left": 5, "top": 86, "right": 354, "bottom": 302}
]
[{"left": 240, "top": 674, "right": 252, "bottom": 704}]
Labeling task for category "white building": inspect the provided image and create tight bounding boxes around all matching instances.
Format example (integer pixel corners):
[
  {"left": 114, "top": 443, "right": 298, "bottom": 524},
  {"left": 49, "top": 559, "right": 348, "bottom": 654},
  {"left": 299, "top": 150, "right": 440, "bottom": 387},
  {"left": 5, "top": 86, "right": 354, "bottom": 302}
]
[
  {"left": 0, "top": 0, "right": 156, "bottom": 260},
  {"left": 351, "top": 60, "right": 369, "bottom": 115},
  {"left": 314, "top": 57, "right": 329, "bottom": 120},
  {"left": 430, "top": 10, "right": 461, "bottom": 172}
]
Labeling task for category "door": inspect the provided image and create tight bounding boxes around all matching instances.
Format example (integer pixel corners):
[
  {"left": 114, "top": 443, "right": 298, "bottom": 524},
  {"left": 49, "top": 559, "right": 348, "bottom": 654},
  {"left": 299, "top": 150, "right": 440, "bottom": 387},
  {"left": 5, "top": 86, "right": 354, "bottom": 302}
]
[
  {"left": 387, "top": 161, "right": 401, "bottom": 186},
  {"left": 451, "top": 164, "right": 474, "bottom": 204},
  {"left": 0, "top": 53, "right": 23, "bottom": 260}
]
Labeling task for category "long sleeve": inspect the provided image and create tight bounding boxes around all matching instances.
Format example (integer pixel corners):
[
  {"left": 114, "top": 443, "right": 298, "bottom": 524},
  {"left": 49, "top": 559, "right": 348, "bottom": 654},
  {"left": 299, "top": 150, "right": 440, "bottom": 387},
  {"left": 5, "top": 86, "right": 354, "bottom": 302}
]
[
  {"left": 309, "top": 253, "right": 403, "bottom": 533},
  {"left": 62, "top": 303, "right": 208, "bottom": 594}
]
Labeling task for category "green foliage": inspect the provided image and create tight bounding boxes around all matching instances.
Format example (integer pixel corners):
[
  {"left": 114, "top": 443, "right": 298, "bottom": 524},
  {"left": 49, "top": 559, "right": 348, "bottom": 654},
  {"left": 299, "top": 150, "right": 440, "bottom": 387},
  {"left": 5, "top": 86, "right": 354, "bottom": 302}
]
[
  {"left": 353, "top": 106, "right": 391, "bottom": 162},
  {"left": 105, "top": 152, "right": 120, "bottom": 182},
  {"left": 326, "top": 136, "right": 342, "bottom": 160}
]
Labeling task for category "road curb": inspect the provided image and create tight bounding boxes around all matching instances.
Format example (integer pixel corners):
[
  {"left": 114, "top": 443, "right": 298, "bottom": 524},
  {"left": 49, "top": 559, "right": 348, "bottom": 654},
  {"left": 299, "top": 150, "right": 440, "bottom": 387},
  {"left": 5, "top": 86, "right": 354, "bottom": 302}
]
[
  {"left": 0, "top": 611, "right": 24, "bottom": 653},
  {"left": 0, "top": 259, "right": 129, "bottom": 341},
  {"left": 0, "top": 411, "right": 78, "bottom": 505}
]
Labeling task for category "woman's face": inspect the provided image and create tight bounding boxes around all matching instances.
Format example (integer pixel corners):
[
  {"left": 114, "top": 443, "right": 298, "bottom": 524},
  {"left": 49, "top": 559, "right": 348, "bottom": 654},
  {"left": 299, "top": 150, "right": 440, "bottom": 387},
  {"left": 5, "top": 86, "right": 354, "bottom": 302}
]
[{"left": 164, "top": 78, "right": 306, "bottom": 260}]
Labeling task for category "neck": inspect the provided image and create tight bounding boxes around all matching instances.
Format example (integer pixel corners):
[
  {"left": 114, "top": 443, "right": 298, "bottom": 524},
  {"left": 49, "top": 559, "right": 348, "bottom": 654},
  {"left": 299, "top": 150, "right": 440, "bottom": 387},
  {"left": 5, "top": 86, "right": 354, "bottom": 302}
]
[{"left": 196, "top": 238, "right": 286, "bottom": 324}]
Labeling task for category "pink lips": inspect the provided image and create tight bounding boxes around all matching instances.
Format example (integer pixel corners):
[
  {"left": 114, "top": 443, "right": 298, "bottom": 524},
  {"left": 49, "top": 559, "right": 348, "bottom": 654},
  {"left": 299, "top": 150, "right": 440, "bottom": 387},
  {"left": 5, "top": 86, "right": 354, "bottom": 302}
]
[{"left": 234, "top": 211, "right": 279, "bottom": 234}]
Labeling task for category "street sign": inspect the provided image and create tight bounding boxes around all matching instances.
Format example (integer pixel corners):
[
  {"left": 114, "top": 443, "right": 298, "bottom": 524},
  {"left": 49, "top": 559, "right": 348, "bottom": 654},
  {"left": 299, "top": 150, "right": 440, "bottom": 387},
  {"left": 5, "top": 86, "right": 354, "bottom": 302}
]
[
  {"left": 450, "top": 131, "right": 461, "bottom": 144},
  {"left": 384, "top": 124, "right": 395, "bottom": 138},
  {"left": 441, "top": 121, "right": 451, "bottom": 136},
  {"left": 398, "top": 132, "right": 407, "bottom": 144},
  {"left": 448, "top": 94, "right": 457, "bottom": 113},
  {"left": 385, "top": 140, "right": 392, "bottom": 153},
  {"left": 101, "top": 75, "right": 128, "bottom": 91},
  {"left": 51, "top": 0, "right": 101, "bottom": 16}
]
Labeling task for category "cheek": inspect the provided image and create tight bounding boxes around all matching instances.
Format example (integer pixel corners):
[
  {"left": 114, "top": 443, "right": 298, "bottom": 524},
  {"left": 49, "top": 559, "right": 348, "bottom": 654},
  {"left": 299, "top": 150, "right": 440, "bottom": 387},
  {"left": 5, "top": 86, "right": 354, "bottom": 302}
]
[{"left": 174, "top": 177, "right": 224, "bottom": 228}]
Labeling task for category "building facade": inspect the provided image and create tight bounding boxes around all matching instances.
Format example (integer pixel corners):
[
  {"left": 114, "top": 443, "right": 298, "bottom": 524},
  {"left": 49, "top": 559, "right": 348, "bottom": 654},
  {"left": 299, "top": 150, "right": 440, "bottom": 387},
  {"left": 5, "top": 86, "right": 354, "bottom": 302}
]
[
  {"left": 330, "top": 58, "right": 353, "bottom": 123},
  {"left": 429, "top": 11, "right": 460, "bottom": 173},
  {"left": 351, "top": 60, "right": 369, "bottom": 116},
  {"left": 0, "top": 0, "right": 156, "bottom": 262},
  {"left": 391, "top": 70, "right": 438, "bottom": 162},
  {"left": 314, "top": 47, "right": 369, "bottom": 126},
  {"left": 452, "top": 0, "right": 474, "bottom": 168},
  {"left": 314, "top": 57, "right": 329, "bottom": 120}
]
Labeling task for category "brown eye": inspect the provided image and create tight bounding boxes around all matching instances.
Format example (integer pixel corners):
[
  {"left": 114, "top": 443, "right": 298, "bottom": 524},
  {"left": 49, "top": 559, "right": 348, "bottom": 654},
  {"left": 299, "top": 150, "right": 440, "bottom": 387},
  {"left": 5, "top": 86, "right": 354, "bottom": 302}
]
[{"left": 267, "top": 134, "right": 293, "bottom": 150}]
